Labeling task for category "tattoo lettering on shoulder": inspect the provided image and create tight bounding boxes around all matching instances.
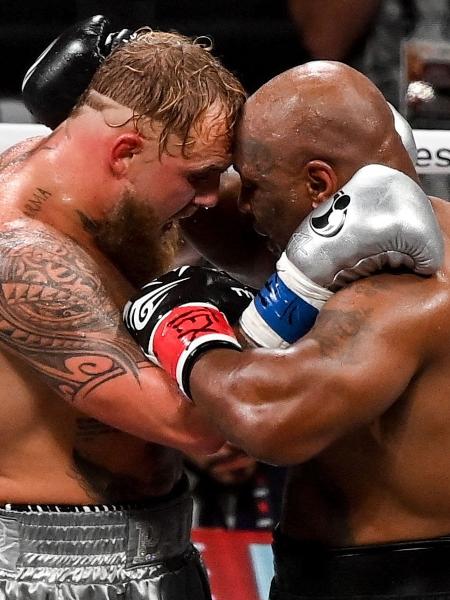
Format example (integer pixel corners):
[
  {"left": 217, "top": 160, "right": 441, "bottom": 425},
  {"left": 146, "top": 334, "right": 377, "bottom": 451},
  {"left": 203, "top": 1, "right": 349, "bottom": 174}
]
[
  {"left": 311, "top": 307, "right": 372, "bottom": 359},
  {"left": 23, "top": 188, "right": 52, "bottom": 217},
  {"left": 0, "top": 226, "right": 149, "bottom": 404}
]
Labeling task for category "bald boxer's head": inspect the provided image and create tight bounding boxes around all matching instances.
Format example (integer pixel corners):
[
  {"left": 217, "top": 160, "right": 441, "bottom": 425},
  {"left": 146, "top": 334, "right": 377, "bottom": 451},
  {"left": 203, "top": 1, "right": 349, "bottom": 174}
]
[{"left": 234, "top": 61, "right": 416, "bottom": 254}]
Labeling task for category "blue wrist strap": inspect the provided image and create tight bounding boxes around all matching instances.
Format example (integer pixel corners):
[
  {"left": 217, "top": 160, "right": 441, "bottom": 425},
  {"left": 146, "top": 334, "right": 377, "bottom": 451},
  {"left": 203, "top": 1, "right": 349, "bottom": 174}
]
[{"left": 254, "top": 272, "right": 319, "bottom": 343}]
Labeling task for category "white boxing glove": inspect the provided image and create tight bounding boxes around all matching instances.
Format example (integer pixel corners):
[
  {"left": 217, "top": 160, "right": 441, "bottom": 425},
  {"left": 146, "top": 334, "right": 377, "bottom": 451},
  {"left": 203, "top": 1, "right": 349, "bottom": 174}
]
[{"left": 240, "top": 164, "right": 444, "bottom": 348}]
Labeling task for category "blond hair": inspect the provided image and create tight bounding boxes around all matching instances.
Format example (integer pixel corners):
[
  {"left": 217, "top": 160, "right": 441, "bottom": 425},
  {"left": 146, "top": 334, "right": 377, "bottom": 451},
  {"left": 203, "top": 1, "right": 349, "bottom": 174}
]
[{"left": 77, "top": 29, "right": 246, "bottom": 154}]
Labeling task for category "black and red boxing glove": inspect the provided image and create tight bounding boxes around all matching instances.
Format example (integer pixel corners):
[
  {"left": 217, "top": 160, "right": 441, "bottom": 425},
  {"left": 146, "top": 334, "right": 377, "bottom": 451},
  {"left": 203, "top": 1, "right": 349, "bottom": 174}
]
[
  {"left": 22, "top": 15, "right": 134, "bottom": 129},
  {"left": 123, "top": 266, "right": 255, "bottom": 398}
]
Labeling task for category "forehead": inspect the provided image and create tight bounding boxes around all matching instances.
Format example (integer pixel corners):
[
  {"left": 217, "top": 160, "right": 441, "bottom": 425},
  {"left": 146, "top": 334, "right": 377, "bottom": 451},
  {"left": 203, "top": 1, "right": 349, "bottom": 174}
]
[
  {"left": 234, "top": 119, "right": 279, "bottom": 179},
  {"left": 236, "top": 93, "right": 287, "bottom": 165},
  {"left": 167, "top": 105, "right": 233, "bottom": 165}
]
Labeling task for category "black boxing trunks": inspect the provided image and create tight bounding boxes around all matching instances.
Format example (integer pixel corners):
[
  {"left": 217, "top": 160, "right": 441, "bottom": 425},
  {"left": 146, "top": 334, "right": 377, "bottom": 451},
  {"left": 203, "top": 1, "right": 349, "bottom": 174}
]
[
  {"left": 269, "top": 527, "right": 450, "bottom": 599},
  {"left": 0, "top": 477, "right": 211, "bottom": 600}
]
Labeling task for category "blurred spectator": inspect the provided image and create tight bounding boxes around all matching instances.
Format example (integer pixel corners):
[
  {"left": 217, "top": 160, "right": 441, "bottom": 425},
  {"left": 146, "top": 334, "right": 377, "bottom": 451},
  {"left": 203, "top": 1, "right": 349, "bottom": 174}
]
[
  {"left": 288, "top": 0, "right": 413, "bottom": 107},
  {"left": 1, "top": 0, "right": 309, "bottom": 119},
  {"left": 288, "top": 0, "right": 450, "bottom": 197},
  {"left": 185, "top": 443, "right": 286, "bottom": 530},
  {"left": 288, "top": 1, "right": 382, "bottom": 65},
  {"left": 288, "top": 0, "right": 449, "bottom": 112}
]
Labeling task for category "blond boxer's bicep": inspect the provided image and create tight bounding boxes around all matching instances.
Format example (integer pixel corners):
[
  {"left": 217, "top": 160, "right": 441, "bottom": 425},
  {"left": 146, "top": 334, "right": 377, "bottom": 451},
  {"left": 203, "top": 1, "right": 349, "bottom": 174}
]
[
  {"left": 0, "top": 223, "right": 223, "bottom": 451},
  {"left": 0, "top": 224, "right": 145, "bottom": 399}
]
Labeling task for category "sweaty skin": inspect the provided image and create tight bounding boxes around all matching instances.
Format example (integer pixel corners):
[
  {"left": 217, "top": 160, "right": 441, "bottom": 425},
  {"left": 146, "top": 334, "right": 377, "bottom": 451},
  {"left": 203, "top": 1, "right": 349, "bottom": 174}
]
[
  {"left": 0, "top": 98, "right": 229, "bottom": 505},
  {"left": 186, "top": 62, "right": 450, "bottom": 546}
]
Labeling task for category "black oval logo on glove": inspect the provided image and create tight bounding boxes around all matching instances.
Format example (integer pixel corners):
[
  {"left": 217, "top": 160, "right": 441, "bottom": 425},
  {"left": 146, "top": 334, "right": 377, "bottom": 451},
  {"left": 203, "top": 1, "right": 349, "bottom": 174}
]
[{"left": 310, "top": 191, "right": 351, "bottom": 237}]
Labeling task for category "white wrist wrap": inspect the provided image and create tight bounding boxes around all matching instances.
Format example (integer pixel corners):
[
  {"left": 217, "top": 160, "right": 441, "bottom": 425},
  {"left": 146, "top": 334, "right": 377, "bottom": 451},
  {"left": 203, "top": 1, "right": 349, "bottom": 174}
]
[{"left": 276, "top": 252, "right": 333, "bottom": 307}]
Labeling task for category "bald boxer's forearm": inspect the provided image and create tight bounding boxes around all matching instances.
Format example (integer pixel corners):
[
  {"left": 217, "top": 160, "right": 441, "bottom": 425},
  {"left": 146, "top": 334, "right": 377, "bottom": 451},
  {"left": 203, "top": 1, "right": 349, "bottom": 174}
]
[
  {"left": 288, "top": 0, "right": 381, "bottom": 60},
  {"left": 189, "top": 273, "right": 424, "bottom": 464}
]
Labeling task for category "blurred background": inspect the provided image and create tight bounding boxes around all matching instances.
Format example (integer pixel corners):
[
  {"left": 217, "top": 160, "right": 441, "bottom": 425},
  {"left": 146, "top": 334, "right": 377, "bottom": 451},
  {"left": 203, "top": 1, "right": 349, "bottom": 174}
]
[
  {"left": 0, "top": 0, "right": 307, "bottom": 122},
  {"left": 2, "top": 1, "right": 449, "bottom": 131},
  {"left": 2, "top": 2, "right": 448, "bottom": 195},
  {"left": 2, "top": 0, "right": 449, "bottom": 123}
]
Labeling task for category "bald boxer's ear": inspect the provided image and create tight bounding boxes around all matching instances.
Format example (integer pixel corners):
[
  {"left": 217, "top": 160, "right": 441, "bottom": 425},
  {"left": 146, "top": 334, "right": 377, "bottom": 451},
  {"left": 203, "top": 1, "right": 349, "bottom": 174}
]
[
  {"left": 110, "top": 134, "right": 144, "bottom": 178},
  {"left": 305, "top": 161, "right": 338, "bottom": 209}
]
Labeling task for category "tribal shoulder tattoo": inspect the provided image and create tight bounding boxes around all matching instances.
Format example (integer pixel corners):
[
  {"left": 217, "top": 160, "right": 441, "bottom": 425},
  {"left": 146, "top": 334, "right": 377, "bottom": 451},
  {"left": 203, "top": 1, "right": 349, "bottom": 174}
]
[{"left": 0, "top": 224, "right": 147, "bottom": 403}]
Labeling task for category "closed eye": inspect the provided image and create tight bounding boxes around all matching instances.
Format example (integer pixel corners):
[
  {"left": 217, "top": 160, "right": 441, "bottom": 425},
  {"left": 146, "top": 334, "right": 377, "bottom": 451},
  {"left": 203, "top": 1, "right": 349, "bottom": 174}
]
[{"left": 240, "top": 178, "right": 257, "bottom": 192}]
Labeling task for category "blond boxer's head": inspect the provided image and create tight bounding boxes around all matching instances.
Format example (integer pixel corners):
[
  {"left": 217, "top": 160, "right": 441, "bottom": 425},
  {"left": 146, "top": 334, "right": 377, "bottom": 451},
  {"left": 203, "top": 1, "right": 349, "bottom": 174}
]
[
  {"left": 65, "top": 31, "right": 246, "bottom": 285},
  {"left": 77, "top": 29, "right": 245, "bottom": 157}
]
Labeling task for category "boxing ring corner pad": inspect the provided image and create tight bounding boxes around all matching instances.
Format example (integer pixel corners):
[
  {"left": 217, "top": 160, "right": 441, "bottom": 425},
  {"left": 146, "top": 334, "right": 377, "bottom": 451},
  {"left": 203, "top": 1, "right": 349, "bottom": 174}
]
[
  {"left": 0, "top": 124, "right": 449, "bottom": 175},
  {"left": 0, "top": 123, "right": 51, "bottom": 151}
]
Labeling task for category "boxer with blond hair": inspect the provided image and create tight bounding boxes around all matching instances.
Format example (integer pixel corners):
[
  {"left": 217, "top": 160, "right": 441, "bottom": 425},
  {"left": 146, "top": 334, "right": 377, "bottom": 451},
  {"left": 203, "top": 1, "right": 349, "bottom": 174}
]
[{"left": 0, "top": 16, "right": 249, "bottom": 600}]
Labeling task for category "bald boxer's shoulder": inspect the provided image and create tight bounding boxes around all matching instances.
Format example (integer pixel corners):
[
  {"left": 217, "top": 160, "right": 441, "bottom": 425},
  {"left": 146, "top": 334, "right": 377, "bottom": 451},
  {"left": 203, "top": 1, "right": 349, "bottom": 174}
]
[{"left": 299, "top": 265, "right": 450, "bottom": 408}]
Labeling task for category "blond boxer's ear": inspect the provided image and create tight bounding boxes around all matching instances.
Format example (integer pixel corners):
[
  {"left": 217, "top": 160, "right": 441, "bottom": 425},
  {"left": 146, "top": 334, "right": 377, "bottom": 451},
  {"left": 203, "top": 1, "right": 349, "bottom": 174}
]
[
  {"left": 110, "top": 133, "right": 143, "bottom": 178},
  {"left": 305, "top": 161, "right": 337, "bottom": 209}
]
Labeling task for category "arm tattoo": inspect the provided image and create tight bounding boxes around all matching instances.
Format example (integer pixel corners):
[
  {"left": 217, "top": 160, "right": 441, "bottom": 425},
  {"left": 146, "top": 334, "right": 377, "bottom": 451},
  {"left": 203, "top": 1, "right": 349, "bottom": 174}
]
[
  {"left": 310, "top": 307, "right": 372, "bottom": 360},
  {"left": 0, "top": 225, "right": 149, "bottom": 403},
  {"left": 350, "top": 277, "right": 394, "bottom": 298}
]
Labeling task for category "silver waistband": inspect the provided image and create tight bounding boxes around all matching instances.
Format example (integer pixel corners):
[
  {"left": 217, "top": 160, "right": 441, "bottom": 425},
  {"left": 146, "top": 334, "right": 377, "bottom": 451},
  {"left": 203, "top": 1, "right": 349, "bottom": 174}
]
[{"left": 0, "top": 487, "right": 193, "bottom": 573}]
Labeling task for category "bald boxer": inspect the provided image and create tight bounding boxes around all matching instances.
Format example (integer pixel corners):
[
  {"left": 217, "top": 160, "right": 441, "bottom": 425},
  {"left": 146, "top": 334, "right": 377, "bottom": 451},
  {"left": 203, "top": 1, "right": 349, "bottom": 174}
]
[
  {"left": 0, "top": 20, "right": 250, "bottom": 600},
  {"left": 125, "top": 62, "right": 450, "bottom": 599}
]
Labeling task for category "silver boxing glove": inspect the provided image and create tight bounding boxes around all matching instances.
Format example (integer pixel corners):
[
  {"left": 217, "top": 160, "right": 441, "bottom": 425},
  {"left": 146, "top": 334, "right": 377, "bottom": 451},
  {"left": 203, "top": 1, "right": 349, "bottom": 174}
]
[
  {"left": 388, "top": 103, "right": 417, "bottom": 164},
  {"left": 240, "top": 164, "right": 444, "bottom": 348}
]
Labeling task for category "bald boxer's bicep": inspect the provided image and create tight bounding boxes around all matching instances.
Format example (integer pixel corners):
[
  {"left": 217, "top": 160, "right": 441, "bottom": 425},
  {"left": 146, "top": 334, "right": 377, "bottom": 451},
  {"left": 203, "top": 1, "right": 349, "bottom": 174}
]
[
  {"left": 0, "top": 224, "right": 223, "bottom": 452},
  {"left": 190, "top": 273, "right": 429, "bottom": 463}
]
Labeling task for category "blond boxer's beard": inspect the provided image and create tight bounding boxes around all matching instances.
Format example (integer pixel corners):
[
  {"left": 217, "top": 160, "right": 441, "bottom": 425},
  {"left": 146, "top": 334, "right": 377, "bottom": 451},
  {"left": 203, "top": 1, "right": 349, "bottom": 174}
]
[{"left": 93, "top": 191, "right": 182, "bottom": 288}]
